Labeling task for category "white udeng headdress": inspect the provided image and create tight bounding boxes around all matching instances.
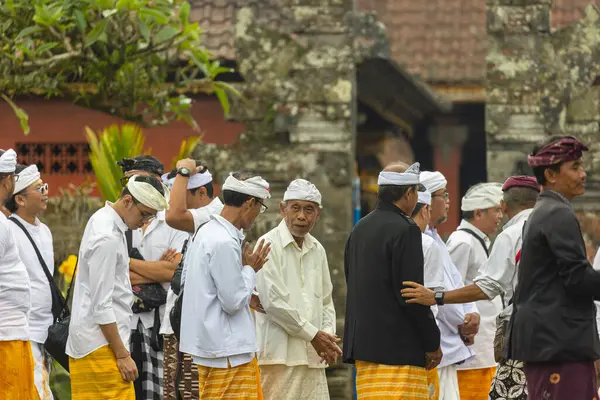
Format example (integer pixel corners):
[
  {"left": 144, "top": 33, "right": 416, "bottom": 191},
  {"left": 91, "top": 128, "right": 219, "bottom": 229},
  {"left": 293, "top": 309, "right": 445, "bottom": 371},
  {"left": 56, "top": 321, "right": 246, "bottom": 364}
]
[
  {"left": 419, "top": 171, "right": 447, "bottom": 194},
  {"left": 417, "top": 191, "right": 431, "bottom": 205},
  {"left": 283, "top": 179, "right": 322, "bottom": 206},
  {"left": 127, "top": 175, "right": 168, "bottom": 211},
  {"left": 377, "top": 162, "right": 420, "bottom": 186},
  {"left": 161, "top": 169, "right": 213, "bottom": 190},
  {"left": 0, "top": 149, "right": 17, "bottom": 174},
  {"left": 13, "top": 165, "right": 40, "bottom": 194},
  {"left": 222, "top": 173, "right": 271, "bottom": 200},
  {"left": 461, "top": 182, "right": 503, "bottom": 212}
]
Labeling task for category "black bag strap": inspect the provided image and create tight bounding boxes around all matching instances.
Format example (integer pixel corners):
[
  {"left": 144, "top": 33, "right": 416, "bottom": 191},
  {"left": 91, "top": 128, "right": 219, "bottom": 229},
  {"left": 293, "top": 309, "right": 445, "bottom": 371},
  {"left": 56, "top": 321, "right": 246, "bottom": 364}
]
[
  {"left": 171, "top": 221, "right": 208, "bottom": 295},
  {"left": 9, "top": 217, "right": 67, "bottom": 317},
  {"left": 458, "top": 228, "right": 489, "bottom": 257},
  {"left": 125, "top": 229, "right": 133, "bottom": 253}
]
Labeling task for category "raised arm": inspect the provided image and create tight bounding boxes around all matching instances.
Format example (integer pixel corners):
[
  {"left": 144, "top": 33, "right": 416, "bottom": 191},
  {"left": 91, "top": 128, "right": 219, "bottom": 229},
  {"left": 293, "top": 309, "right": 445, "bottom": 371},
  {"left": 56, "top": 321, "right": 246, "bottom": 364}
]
[{"left": 165, "top": 173, "right": 195, "bottom": 234}]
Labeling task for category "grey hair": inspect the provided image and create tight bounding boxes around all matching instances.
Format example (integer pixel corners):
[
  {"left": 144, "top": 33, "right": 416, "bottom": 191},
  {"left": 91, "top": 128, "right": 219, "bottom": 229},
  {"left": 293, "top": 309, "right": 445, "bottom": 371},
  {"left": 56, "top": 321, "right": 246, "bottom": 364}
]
[{"left": 503, "top": 186, "right": 538, "bottom": 210}]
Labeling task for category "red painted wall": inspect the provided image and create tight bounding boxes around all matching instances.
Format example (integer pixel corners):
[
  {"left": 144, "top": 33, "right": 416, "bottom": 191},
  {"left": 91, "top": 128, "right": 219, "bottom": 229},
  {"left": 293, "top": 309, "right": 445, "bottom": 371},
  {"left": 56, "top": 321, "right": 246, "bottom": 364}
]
[{"left": 0, "top": 96, "right": 244, "bottom": 194}]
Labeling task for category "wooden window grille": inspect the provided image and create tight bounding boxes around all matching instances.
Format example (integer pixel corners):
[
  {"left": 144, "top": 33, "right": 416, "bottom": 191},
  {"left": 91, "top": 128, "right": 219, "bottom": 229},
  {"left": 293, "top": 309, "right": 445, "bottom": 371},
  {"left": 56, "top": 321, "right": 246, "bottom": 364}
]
[{"left": 15, "top": 143, "right": 93, "bottom": 175}]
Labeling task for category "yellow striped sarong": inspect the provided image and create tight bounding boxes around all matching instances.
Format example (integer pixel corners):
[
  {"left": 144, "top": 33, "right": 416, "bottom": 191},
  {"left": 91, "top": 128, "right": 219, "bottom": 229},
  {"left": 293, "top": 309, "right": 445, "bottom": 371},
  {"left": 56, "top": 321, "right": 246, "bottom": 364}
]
[
  {"left": 0, "top": 340, "right": 37, "bottom": 400},
  {"left": 197, "top": 357, "right": 263, "bottom": 399},
  {"left": 355, "top": 360, "right": 430, "bottom": 399},
  {"left": 69, "top": 345, "right": 135, "bottom": 400},
  {"left": 427, "top": 367, "right": 440, "bottom": 400},
  {"left": 457, "top": 367, "right": 496, "bottom": 400}
]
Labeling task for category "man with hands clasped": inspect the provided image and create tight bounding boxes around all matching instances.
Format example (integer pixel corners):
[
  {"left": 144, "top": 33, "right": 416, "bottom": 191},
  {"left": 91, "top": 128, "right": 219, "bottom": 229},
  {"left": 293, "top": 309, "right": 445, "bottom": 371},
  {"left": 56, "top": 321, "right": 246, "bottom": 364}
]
[{"left": 254, "top": 179, "right": 340, "bottom": 400}]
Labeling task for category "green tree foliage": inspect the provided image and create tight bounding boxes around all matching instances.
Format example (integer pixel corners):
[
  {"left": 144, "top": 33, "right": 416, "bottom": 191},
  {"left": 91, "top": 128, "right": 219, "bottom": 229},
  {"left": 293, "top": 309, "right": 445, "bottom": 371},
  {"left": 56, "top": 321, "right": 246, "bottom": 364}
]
[{"left": 0, "top": 0, "right": 238, "bottom": 134}]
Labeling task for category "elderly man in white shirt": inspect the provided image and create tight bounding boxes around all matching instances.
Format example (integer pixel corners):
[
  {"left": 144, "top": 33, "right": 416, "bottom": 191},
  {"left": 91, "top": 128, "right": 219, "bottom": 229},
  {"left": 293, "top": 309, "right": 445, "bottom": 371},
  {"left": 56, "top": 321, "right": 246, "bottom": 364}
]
[
  {"left": 180, "top": 171, "right": 272, "bottom": 399},
  {"left": 0, "top": 149, "right": 37, "bottom": 399},
  {"left": 444, "top": 182, "right": 504, "bottom": 400},
  {"left": 161, "top": 159, "right": 224, "bottom": 400},
  {"left": 402, "top": 175, "right": 541, "bottom": 400},
  {"left": 66, "top": 175, "right": 168, "bottom": 400},
  {"left": 5, "top": 164, "right": 55, "bottom": 400},
  {"left": 408, "top": 176, "right": 476, "bottom": 400},
  {"left": 254, "top": 179, "right": 340, "bottom": 400}
]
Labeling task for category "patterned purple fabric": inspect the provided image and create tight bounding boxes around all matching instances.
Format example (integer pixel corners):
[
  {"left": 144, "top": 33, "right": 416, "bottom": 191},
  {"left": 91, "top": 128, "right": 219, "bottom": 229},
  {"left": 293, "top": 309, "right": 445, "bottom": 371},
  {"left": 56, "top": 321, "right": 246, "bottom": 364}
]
[
  {"left": 524, "top": 361, "right": 598, "bottom": 400},
  {"left": 502, "top": 176, "right": 540, "bottom": 192},
  {"left": 527, "top": 136, "right": 588, "bottom": 167}
]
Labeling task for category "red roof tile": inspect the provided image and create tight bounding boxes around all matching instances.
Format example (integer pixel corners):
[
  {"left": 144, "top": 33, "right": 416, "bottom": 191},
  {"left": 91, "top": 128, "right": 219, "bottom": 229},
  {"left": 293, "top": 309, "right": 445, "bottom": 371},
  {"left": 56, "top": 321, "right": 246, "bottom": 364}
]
[{"left": 191, "top": 1, "right": 600, "bottom": 83}]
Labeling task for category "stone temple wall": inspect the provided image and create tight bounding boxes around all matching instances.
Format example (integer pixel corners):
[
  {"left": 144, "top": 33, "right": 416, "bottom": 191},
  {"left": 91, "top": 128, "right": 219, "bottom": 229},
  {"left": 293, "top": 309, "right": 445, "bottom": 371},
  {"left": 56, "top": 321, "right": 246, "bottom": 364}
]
[{"left": 486, "top": 0, "right": 600, "bottom": 255}]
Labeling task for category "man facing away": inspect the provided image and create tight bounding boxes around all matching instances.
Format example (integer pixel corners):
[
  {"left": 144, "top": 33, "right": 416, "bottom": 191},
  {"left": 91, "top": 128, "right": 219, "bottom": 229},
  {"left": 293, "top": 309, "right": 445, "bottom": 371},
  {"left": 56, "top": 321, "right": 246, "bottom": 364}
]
[
  {"left": 179, "top": 171, "right": 272, "bottom": 399},
  {"left": 66, "top": 175, "right": 168, "bottom": 399},
  {"left": 344, "top": 162, "right": 442, "bottom": 399},
  {"left": 5, "top": 164, "right": 55, "bottom": 400},
  {"left": 508, "top": 135, "right": 600, "bottom": 398},
  {"left": 0, "top": 149, "right": 37, "bottom": 399},
  {"left": 413, "top": 173, "right": 478, "bottom": 400},
  {"left": 254, "top": 179, "right": 341, "bottom": 400},
  {"left": 162, "top": 158, "right": 224, "bottom": 400},
  {"left": 445, "top": 183, "right": 504, "bottom": 400},
  {"left": 118, "top": 155, "right": 183, "bottom": 400},
  {"left": 402, "top": 175, "right": 541, "bottom": 400}
]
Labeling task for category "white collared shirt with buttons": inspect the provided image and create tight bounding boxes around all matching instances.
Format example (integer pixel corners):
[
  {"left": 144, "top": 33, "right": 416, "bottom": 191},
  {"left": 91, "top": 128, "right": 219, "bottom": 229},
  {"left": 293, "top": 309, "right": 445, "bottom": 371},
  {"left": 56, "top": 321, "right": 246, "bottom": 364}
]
[
  {"left": 130, "top": 210, "right": 188, "bottom": 331},
  {"left": 254, "top": 220, "right": 336, "bottom": 368},
  {"left": 446, "top": 220, "right": 503, "bottom": 370},
  {"left": 424, "top": 226, "right": 475, "bottom": 368},
  {"left": 7, "top": 214, "right": 54, "bottom": 344},
  {"left": 0, "top": 212, "right": 30, "bottom": 341},
  {"left": 66, "top": 203, "right": 134, "bottom": 359},
  {"left": 160, "top": 197, "right": 224, "bottom": 335},
  {"left": 180, "top": 215, "right": 257, "bottom": 368}
]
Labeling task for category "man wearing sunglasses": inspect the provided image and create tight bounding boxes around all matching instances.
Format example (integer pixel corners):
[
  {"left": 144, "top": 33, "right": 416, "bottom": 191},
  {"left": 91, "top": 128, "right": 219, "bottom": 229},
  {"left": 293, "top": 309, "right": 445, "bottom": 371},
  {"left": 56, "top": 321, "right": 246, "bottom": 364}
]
[
  {"left": 118, "top": 156, "right": 186, "bottom": 400},
  {"left": 66, "top": 174, "right": 168, "bottom": 399},
  {"left": 0, "top": 149, "right": 38, "bottom": 399},
  {"left": 5, "top": 163, "right": 55, "bottom": 399}
]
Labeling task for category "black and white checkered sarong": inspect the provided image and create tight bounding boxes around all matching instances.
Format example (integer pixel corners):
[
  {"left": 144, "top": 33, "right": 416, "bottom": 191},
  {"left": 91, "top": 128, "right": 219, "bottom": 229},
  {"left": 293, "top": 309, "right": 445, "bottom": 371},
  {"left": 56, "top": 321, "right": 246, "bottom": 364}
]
[{"left": 131, "top": 321, "right": 164, "bottom": 400}]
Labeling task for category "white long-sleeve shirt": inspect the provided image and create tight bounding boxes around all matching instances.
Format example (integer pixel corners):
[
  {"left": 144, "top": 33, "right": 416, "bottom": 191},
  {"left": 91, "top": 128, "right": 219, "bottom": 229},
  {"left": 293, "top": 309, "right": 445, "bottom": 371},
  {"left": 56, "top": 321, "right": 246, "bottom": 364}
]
[
  {"left": 254, "top": 220, "right": 336, "bottom": 368},
  {"left": 161, "top": 197, "right": 224, "bottom": 335},
  {"left": 473, "top": 208, "right": 532, "bottom": 308},
  {"left": 66, "top": 203, "right": 133, "bottom": 359},
  {"left": 424, "top": 227, "right": 475, "bottom": 368},
  {"left": 8, "top": 214, "right": 54, "bottom": 343},
  {"left": 447, "top": 220, "right": 502, "bottom": 370},
  {"left": 130, "top": 211, "right": 187, "bottom": 330},
  {"left": 180, "top": 215, "right": 257, "bottom": 368},
  {"left": 0, "top": 212, "right": 30, "bottom": 341}
]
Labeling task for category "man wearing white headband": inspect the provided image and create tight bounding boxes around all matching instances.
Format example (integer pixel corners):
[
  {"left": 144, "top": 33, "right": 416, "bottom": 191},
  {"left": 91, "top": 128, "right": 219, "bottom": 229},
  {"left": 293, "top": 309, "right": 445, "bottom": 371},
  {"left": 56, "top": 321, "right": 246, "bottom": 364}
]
[
  {"left": 443, "top": 182, "right": 504, "bottom": 399},
  {"left": 0, "top": 150, "right": 38, "bottom": 399},
  {"left": 5, "top": 164, "right": 55, "bottom": 399},
  {"left": 252, "top": 179, "right": 339, "bottom": 399},
  {"left": 408, "top": 178, "right": 476, "bottom": 400},
  {"left": 67, "top": 175, "right": 167, "bottom": 399},
  {"left": 161, "top": 158, "right": 224, "bottom": 400},
  {"left": 344, "top": 162, "right": 442, "bottom": 399},
  {"left": 180, "top": 170, "right": 272, "bottom": 399}
]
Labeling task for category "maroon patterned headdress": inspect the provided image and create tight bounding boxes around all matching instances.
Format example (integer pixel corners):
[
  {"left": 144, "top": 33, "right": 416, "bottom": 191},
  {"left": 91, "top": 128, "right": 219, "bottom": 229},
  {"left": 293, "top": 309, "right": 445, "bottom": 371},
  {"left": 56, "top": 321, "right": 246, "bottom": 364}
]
[
  {"left": 527, "top": 136, "right": 588, "bottom": 168},
  {"left": 502, "top": 176, "right": 540, "bottom": 192}
]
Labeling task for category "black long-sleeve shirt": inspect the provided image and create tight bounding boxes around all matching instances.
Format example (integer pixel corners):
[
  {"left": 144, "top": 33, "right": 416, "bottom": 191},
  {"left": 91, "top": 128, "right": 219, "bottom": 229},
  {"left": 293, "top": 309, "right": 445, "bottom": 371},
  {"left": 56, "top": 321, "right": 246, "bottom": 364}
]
[
  {"left": 343, "top": 201, "right": 440, "bottom": 367},
  {"left": 508, "top": 190, "right": 600, "bottom": 362}
]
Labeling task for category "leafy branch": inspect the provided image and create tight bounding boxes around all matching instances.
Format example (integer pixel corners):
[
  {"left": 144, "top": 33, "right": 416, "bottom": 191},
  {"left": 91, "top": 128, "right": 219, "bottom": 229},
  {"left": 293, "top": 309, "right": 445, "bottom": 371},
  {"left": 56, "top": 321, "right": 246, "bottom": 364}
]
[{"left": 0, "top": 0, "right": 238, "bottom": 134}]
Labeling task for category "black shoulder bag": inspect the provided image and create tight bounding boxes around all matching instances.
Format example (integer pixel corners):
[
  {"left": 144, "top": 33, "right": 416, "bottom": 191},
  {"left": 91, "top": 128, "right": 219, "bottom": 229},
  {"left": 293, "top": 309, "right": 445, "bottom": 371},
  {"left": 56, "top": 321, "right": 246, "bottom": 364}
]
[{"left": 9, "top": 217, "right": 74, "bottom": 371}]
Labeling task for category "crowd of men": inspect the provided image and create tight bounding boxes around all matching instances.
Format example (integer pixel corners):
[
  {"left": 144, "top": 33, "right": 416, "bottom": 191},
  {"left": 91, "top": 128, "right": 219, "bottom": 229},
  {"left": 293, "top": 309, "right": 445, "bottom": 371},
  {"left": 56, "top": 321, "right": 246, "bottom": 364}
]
[{"left": 0, "top": 134, "right": 599, "bottom": 400}]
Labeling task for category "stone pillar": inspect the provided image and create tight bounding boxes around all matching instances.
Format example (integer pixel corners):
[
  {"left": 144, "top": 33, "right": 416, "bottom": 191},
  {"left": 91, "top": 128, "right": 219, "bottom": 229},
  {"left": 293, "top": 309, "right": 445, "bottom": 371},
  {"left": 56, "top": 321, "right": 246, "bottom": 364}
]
[{"left": 428, "top": 125, "right": 467, "bottom": 237}]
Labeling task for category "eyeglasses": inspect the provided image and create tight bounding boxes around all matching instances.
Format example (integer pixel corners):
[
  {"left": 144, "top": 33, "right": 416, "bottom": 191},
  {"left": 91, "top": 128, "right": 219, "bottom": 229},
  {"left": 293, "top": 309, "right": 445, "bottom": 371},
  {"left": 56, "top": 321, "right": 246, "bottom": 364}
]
[
  {"left": 22, "top": 183, "right": 49, "bottom": 195},
  {"left": 256, "top": 199, "right": 268, "bottom": 214},
  {"left": 432, "top": 192, "right": 449, "bottom": 200},
  {"left": 134, "top": 202, "right": 156, "bottom": 223}
]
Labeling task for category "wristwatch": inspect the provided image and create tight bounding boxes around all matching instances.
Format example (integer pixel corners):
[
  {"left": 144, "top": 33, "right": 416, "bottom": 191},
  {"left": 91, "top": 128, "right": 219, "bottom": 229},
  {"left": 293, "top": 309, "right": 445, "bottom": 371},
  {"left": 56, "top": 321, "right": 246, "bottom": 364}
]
[
  {"left": 434, "top": 291, "right": 445, "bottom": 306},
  {"left": 177, "top": 167, "right": 190, "bottom": 177}
]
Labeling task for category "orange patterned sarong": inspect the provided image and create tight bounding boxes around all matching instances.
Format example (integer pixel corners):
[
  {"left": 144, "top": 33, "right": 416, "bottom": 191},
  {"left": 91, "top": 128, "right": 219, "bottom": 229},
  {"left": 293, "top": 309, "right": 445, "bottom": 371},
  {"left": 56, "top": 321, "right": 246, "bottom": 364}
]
[
  {"left": 355, "top": 360, "right": 430, "bottom": 399},
  {"left": 196, "top": 357, "right": 263, "bottom": 399},
  {"left": 457, "top": 367, "right": 496, "bottom": 400},
  {"left": 0, "top": 340, "right": 38, "bottom": 400},
  {"left": 427, "top": 367, "right": 440, "bottom": 400},
  {"left": 69, "top": 345, "right": 135, "bottom": 400}
]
